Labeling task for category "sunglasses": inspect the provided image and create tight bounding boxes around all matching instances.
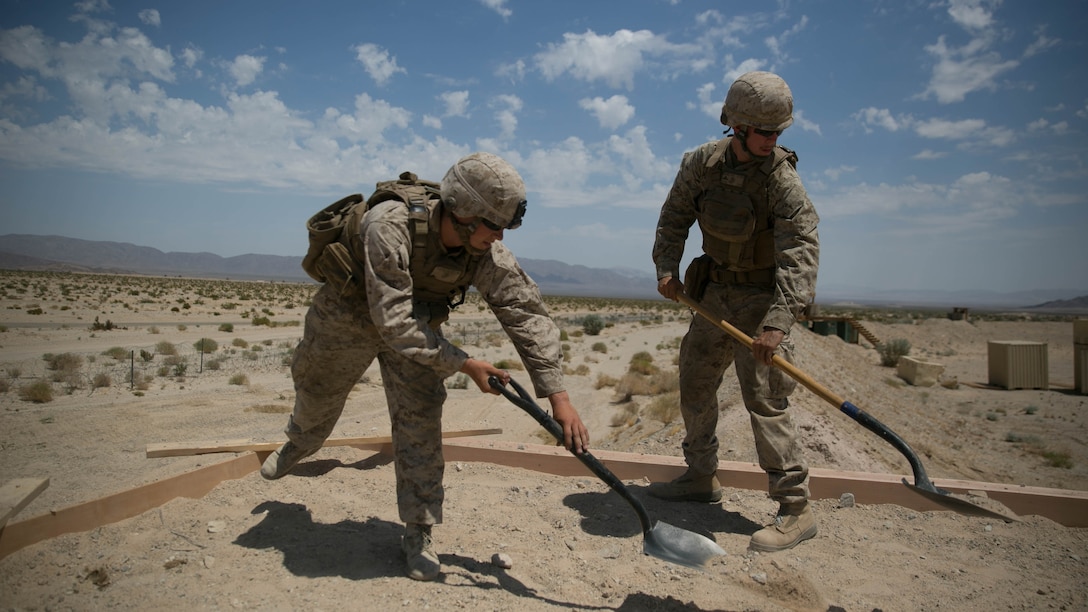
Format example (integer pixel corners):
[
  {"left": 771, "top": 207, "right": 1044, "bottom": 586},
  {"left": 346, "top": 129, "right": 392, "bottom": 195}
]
[
  {"left": 752, "top": 127, "right": 783, "bottom": 138},
  {"left": 480, "top": 199, "right": 527, "bottom": 232}
]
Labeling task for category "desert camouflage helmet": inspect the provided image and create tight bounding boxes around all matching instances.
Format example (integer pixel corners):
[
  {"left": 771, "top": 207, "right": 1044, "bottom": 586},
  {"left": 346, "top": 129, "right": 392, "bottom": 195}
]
[
  {"left": 440, "top": 152, "right": 527, "bottom": 230},
  {"left": 720, "top": 71, "right": 794, "bottom": 132}
]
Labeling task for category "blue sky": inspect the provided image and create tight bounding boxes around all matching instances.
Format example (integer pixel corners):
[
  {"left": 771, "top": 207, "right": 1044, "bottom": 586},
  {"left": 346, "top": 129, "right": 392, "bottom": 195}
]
[{"left": 0, "top": 0, "right": 1085, "bottom": 296}]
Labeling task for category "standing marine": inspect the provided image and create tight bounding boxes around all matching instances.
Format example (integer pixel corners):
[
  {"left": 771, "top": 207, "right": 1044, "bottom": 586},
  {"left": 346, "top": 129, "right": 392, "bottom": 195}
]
[{"left": 650, "top": 71, "right": 820, "bottom": 552}]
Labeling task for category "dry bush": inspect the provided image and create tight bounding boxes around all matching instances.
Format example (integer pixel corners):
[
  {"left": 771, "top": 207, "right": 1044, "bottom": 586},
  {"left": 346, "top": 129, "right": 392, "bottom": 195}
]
[
  {"left": 92, "top": 373, "right": 111, "bottom": 389},
  {"left": 628, "top": 351, "right": 657, "bottom": 375},
  {"left": 610, "top": 402, "right": 640, "bottom": 427},
  {"left": 45, "top": 352, "right": 83, "bottom": 372},
  {"left": 155, "top": 341, "right": 177, "bottom": 356},
  {"left": 594, "top": 373, "right": 619, "bottom": 389},
  {"left": 645, "top": 391, "right": 681, "bottom": 424},
  {"left": 228, "top": 373, "right": 249, "bottom": 386},
  {"left": 245, "top": 404, "right": 292, "bottom": 414},
  {"left": 19, "top": 380, "right": 53, "bottom": 403}
]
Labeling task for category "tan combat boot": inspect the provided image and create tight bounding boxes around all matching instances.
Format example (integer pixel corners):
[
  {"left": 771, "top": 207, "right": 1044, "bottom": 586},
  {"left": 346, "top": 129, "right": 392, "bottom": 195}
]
[
  {"left": 647, "top": 468, "right": 723, "bottom": 503},
  {"left": 260, "top": 441, "right": 318, "bottom": 480},
  {"left": 749, "top": 502, "right": 817, "bottom": 552},
  {"left": 402, "top": 523, "right": 440, "bottom": 581}
]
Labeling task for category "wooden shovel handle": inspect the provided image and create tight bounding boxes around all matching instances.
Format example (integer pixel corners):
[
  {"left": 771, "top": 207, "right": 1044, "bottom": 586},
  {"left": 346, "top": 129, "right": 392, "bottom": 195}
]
[{"left": 676, "top": 292, "right": 846, "bottom": 408}]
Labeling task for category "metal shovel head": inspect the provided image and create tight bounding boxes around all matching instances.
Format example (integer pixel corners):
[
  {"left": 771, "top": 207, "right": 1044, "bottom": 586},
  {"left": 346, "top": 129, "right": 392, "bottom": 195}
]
[
  {"left": 642, "top": 521, "right": 726, "bottom": 570},
  {"left": 904, "top": 479, "right": 1020, "bottom": 522}
]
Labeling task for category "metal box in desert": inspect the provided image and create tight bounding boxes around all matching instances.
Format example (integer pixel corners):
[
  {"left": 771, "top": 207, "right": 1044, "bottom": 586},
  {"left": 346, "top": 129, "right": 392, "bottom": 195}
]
[{"left": 987, "top": 341, "right": 1048, "bottom": 390}]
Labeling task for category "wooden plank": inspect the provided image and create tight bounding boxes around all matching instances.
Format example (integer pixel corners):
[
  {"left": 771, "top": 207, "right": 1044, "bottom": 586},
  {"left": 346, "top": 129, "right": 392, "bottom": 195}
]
[
  {"left": 0, "top": 455, "right": 260, "bottom": 560},
  {"left": 0, "top": 478, "right": 50, "bottom": 528},
  {"left": 146, "top": 428, "right": 503, "bottom": 458},
  {"left": 441, "top": 439, "right": 1088, "bottom": 527}
]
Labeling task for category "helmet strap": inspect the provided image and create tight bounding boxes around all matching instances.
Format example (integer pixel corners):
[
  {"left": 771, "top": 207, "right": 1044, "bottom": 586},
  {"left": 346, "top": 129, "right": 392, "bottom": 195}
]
[
  {"left": 447, "top": 212, "right": 488, "bottom": 256},
  {"left": 734, "top": 126, "right": 772, "bottom": 162}
]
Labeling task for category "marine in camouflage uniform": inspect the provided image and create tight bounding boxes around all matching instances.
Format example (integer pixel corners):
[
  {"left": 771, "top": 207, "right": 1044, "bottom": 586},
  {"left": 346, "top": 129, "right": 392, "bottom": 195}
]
[
  {"left": 650, "top": 72, "right": 820, "bottom": 552},
  {"left": 262, "top": 152, "right": 590, "bottom": 581}
]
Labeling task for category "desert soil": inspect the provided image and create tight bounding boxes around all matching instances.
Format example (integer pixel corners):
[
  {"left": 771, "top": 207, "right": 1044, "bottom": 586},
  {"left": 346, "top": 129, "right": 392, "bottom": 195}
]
[{"left": 0, "top": 271, "right": 1086, "bottom": 611}]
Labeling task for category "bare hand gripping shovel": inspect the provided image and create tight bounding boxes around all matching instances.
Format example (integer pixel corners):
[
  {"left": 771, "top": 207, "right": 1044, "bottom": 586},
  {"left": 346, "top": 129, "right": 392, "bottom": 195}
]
[
  {"left": 488, "top": 376, "right": 726, "bottom": 570},
  {"left": 676, "top": 292, "right": 1018, "bottom": 522}
]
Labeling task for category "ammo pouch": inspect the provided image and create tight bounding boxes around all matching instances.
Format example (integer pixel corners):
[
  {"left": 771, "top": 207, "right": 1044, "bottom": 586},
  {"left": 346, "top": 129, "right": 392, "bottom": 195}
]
[
  {"left": 313, "top": 242, "right": 364, "bottom": 295},
  {"left": 683, "top": 254, "right": 714, "bottom": 302},
  {"left": 302, "top": 193, "right": 364, "bottom": 282}
]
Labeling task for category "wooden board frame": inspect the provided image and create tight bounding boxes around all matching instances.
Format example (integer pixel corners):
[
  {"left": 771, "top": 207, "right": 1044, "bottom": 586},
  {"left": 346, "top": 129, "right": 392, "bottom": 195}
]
[{"left": 3, "top": 438, "right": 1086, "bottom": 561}]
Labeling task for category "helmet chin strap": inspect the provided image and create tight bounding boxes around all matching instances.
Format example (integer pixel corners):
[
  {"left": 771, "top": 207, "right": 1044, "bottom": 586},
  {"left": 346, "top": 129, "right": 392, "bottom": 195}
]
[
  {"left": 733, "top": 127, "right": 772, "bottom": 162},
  {"left": 449, "top": 215, "right": 488, "bottom": 256}
]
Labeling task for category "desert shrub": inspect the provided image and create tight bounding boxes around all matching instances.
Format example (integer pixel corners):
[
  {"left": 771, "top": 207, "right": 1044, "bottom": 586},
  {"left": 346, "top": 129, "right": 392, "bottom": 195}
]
[
  {"left": 615, "top": 371, "right": 654, "bottom": 398},
  {"left": 595, "top": 373, "right": 619, "bottom": 389},
  {"left": 45, "top": 352, "right": 83, "bottom": 372},
  {"left": 628, "top": 351, "right": 657, "bottom": 375},
  {"left": 205, "top": 358, "right": 222, "bottom": 371},
  {"left": 19, "top": 380, "right": 53, "bottom": 403},
  {"left": 1041, "top": 450, "right": 1073, "bottom": 469},
  {"left": 251, "top": 316, "right": 271, "bottom": 326},
  {"left": 139, "top": 349, "right": 155, "bottom": 362},
  {"left": 559, "top": 329, "right": 569, "bottom": 342},
  {"left": 6, "top": 367, "right": 21, "bottom": 378},
  {"left": 591, "top": 342, "right": 607, "bottom": 354},
  {"left": 611, "top": 402, "right": 640, "bottom": 427},
  {"left": 218, "top": 323, "right": 234, "bottom": 332},
  {"left": 493, "top": 358, "right": 525, "bottom": 371},
  {"left": 232, "top": 337, "right": 249, "bottom": 348},
  {"left": 92, "top": 373, "right": 111, "bottom": 388},
  {"left": 446, "top": 373, "right": 470, "bottom": 390},
  {"left": 645, "top": 391, "right": 681, "bottom": 424},
  {"left": 228, "top": 373, "right": 249, "bottom": 386},
  {"left": 103, "top": 346, "right": 128, "bottom": 361},
  {"left": 173, "top": 362, "right": 188, "bottom": 377},
  {"left": 582, "top": 314, "right": 604, "bottom": 336},
  {"left": 193, "top": 338, "right": 218, "bottom": 353},
  {"left": 156, "top": 341, "right": 178, "bottom": 356},
  {"left": 0, "top": 378, "right": 9, "bottom": 393},
  {"left": 563, "top": 364, "right": 591, "bottom": 376},
  {"left": 878, "top": 338, "right": 911, "bottom": 367}
]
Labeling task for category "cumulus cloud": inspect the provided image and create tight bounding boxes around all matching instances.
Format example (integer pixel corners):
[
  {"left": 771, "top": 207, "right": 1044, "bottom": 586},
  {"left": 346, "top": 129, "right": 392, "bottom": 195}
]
[
  {"left": 229, "top": 54, "right": 264, "bottom": 88},
  {"left": 478, "top": 0, "right": 512, "bottom": 19},
  {"left": 353, "top": 43, "right": 406, "bottom": 86},
  {"left": 439, "top": 90, "right": 470, "bottom": 118},
  {"left": 138, "top": 9, "right": 160, "bottom": 27},
  {"left": 853, "top": 107, "right": 911, "bottom": 133},
  {"left": 490, "top": 94, "right": 522, "bottom": 140},
  {"left": 534, "top": 29, "right": 699, "bottom": 90},
  {"left": 579, "top": 95, "right": 635, "bottom": 130}
]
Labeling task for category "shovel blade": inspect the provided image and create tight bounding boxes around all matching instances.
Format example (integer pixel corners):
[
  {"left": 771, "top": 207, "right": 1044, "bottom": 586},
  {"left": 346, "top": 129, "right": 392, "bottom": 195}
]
[
  {"left": 904, "top": 479, "right": 1019, "bottom": 522},
  {"left": 642, "top": 521, "right": 726, "bottom": 570}
]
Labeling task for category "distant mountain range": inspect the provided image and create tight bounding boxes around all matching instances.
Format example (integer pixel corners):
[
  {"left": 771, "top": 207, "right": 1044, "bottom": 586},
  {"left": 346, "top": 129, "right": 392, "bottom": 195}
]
[
  {"left": 1, "top": 234, "right": 1085, "bottom": 310},
  {"left": 0, "top": 234, "right": 660, "bottom": 299}
]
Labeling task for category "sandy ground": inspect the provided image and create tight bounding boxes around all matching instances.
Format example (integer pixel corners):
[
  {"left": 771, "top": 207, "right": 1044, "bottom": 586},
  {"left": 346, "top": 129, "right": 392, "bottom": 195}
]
[{"left": 1, "top": 271, "right": 1086, "bottom": 611}]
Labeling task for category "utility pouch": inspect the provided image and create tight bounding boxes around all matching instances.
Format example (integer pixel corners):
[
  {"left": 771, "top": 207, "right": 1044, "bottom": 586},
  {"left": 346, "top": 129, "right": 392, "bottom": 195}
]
[
  {"left": 683, "top": 254, "right": 714, "bottom": 302},
  {"left": 314, "top": 242, "right": 362, "bottom": 295},
  {"left": 302, "top": 193, "right": 364, "bottom": 282}
]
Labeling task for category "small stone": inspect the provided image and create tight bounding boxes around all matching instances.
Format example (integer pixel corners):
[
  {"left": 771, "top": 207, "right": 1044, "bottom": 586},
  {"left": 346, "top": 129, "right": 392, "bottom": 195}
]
[
  {"left": 207, "top": 520, "right": 226, "bottom": 533},
  {"left": 491, "top": 553, "right": 513, "bottom": 569},
  {"left": 750, "top": 572, "right": 767, "bottom": 585},
  {"left": 839, "top": 492, "right": 855, "bottom": 508}
]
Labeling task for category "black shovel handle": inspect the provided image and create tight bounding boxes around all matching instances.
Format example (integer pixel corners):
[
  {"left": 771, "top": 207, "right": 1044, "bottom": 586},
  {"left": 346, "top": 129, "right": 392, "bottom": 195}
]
[{"left": 488, "top": 376, "right": 654, "bottom": 535}]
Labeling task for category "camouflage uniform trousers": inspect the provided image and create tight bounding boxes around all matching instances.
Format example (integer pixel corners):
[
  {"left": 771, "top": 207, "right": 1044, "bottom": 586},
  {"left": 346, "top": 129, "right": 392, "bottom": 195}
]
[
  {"left": 285, "top": 283, "right": 447, "bottom": 526},
  {"left": 678, "top": 281, "right": 810, "bottom": 506}
]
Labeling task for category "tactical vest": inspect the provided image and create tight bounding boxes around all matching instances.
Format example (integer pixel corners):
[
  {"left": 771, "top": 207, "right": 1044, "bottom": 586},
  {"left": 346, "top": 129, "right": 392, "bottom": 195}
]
[
  {"left": 366, "top": 174, "right": 480, "bottom": 325},
  {"left": 302, "top": 172, "right": 479, "bottom": 326},
  {"left": 696, "top": 137, "right": 798, "bottom": 272}
]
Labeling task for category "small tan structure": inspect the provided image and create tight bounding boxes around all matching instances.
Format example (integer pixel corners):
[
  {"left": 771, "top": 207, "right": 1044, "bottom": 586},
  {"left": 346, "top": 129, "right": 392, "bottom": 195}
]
[
  {"left": 988, "top": 340, "right": 1048, "bottom": 390},
  {"left": 897, "top": 355, "right": 945, "bottom": 387}
]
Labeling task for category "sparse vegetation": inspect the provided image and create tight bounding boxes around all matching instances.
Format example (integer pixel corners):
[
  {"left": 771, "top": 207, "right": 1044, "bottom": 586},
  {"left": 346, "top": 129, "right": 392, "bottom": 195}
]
[
  {"left": 878, "top": 338, "right": 911, "bottom": 367},
  {"left": 19, "top": 380, "right": 53, "bottom": 403}
]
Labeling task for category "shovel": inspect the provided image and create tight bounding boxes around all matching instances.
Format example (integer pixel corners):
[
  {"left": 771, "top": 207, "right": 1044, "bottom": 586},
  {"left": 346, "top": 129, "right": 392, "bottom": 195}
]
[
  {"left": 676, "top": 292, "right": 1018, "bottom": 522},
  {"left": 488, "top": 376, "right": 726, "bottom": 570}
]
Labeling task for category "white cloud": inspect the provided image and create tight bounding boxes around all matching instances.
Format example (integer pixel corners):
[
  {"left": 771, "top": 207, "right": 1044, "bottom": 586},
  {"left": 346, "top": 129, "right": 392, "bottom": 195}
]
[
  {"left": 490, "top": 94, "right": 522, "bottom": 140},
  {"left": 534, "top": 29, "right": 698, "bottom": 90},
  {"left": 946, "top": 0, "right": 997, "bottom": 30},
  {"left": 1023, "top": 25, "right": 1060, "bottom": 58},
  {"left": 328, "top": 92, "right": 412, "bottom": 143},
  {"left": 912, "top": 149, "right": 948, "bottom": 160},
  {"left": 853, "top": 107, "right": 911, "bottom": 133},
  {"left": 181, "top": 46, "right": 202, "bottom": 69},
  {"left": 422, "top": 115, "right": 442, "bottom": 129},
  {"left": 579, "top": 95, "right": 635, "bottom": 130},
  {"left": 439, "top": 90, "right": 470, "bottom": 117},
  {"left": 478, "top": 0, "right": 512, "bottom": 19},
  {"left": 495, "top": 59, "right": 525, "bottom": 83},
  {"left": 353, "top": 43, "right": 406, "bottom": 86},
  {"left": 138, "top": 9, "right": 160, "bottom": 27},
  {"left": 791, "top": 109, "right": 820, "bottom": 136},
  {"left": 823, "top": 166, "right": 857, "bottom": 181},
  {"left": 229, "top": 54, "right": 264, "bottom": 88}
]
